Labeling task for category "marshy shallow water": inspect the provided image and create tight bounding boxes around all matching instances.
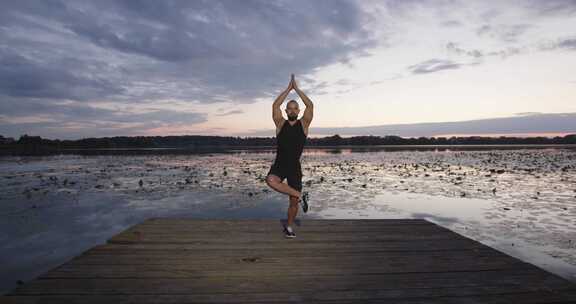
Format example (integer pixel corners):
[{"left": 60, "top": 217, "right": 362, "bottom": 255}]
[{"left": 1, "top": 145, "right": 575, "bottom": 294}]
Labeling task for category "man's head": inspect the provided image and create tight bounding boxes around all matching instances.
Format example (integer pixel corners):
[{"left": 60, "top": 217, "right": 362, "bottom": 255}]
[{"left": 285, "top": 100, "right": 299, "bottom": 121}]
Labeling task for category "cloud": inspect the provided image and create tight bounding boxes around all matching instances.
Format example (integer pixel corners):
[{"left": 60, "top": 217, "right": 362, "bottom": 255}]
[
  {"left": 441, "top": 2, "right": 575, "bottom": 62},
  {"left": 215, "top": 109, "right": 243, "bottom": 117},
  {"left": 475, "top": 23, "right": 533, "bottom": 42},
  {"left": 439, "top": 20, "right": 462, "bottom": 27},
  {"left": 407, "top": 59, "right": 463, "bottom": 74},
  {"left": 445, "top": 42, "right": 527, "bottom": 60},
  {"left": 0, "top": 98, "right": 205, "bottom": 124},
  {"left": 240, "top": 112, "right": 576, "bottom": 137},
  {"left": 558, "top": 38, "right": 576, "bottom": 48},
  {"left": 445, "top": 35, "right": 576, "bottom": 61},
  {"left": 0, "top": 0, "right": 382, "bottom": 105},
  {"left": 0, "top": 48, "right": 126, "bottom": 101},
  {"left": 445, "top": 42, "right": 485, "bottom": 59},
  {"left": 523, "top": 0, "right": 576, "bottom": 16},
  {"left": 0, "top": 99, "right": 207, "bottom": 139},
  {"left": 546, "top": 37, "right": 576, "bottom": 50},
  {"left": 1, "top": 1, "right": 574, "bottom": 139},
  {"left": 0, "top": 0, "right": 385, "bottom": 138},
  {"left": 514, "top": 112, "right": 543, "bottom": 116}
]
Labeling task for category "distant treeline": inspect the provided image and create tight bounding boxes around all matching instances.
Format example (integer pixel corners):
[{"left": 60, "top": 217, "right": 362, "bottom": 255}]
[{"left": 1, "top": 133, "right": 575, "bottom": 155}]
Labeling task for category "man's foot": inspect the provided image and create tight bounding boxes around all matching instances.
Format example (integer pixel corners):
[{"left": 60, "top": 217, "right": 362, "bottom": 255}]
[
  {"left": 299, "top": 191, "right": 309, "bottom": 213},
  {"left": 283, "top": 225, "right": 296, "bottom": 238}
]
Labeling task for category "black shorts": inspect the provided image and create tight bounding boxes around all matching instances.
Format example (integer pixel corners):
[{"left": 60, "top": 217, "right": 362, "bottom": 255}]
[{"left": 266, "top": 161, "right": 302, "bottom": 192}]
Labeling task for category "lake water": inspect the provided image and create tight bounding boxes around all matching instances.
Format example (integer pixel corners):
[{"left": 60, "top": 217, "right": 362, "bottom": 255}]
[{"left": 1, "top": 145, "right": 575, "bottom": 294}]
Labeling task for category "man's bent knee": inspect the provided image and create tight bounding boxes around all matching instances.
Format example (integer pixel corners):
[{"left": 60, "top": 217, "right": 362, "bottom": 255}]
[
  {"left": 289, "top": 195, "right": 299, "bottom": 205},
  {"left": 266, "top": 174, "right": 280, "bottom": 186}
]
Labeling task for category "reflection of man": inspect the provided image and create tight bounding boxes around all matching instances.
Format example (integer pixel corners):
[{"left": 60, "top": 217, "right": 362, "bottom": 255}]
[{"left": 265, "top": 74, "right": 313, "bottom": 238}]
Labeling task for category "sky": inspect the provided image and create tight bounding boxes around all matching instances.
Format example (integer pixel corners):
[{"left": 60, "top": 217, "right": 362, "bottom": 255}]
[{"left": 0, "top": 0, "right": 575, "bottom": 140}]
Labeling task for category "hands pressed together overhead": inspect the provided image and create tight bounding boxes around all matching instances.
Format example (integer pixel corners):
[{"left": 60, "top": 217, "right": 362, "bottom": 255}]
[
  {"left": 272, "top": 73, "right": 314, "bottom": 126},
  {"left": 288, "top": 73, "right": 299, "bottom": 91},
  {"left": 284, "top": 73, "right": 312, "bottom": 108}
]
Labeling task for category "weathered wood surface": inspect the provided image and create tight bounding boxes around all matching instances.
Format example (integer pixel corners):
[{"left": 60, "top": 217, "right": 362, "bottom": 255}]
[{"left": 2, "top": 218, "right": 575, "bottom": 303}]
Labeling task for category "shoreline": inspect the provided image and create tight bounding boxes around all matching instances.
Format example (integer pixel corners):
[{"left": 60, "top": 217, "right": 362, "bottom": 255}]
[{"left": 1, "top": 143, "right": 575, "bottom": 157}]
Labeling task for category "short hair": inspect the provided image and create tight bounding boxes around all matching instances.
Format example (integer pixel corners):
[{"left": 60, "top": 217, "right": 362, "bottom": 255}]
[{"left": 286, "top": 99, "right": 299, "bottom": 108}]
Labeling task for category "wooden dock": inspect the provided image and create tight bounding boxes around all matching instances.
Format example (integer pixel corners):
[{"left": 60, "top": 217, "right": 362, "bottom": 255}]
[{"left": 2, "top": 218, "right": 576, "bottom": 303}]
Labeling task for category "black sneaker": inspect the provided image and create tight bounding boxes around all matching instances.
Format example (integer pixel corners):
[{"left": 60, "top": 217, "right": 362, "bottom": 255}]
[
  {"left": 299, "top": 191, "right": 309, "bottom": 213},
  {"left": 283, "top": 226, "right": 296, "bottom": 238}
]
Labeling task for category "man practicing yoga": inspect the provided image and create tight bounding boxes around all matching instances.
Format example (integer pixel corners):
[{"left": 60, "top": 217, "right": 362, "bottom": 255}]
[{"left": 265, "top": 74, "right": 313, "bottom": 238}]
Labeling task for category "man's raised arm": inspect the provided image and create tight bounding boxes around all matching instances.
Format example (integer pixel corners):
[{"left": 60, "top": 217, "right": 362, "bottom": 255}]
[
  {"left": 272, "top": 75, "right": 294, "bottom": 126},
  {"left": 293, "top": 78, "right": 314, "bottom": 127}
]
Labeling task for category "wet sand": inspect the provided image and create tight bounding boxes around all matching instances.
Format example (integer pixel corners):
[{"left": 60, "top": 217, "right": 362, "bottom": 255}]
[{"left": 1, "top": 147, "right": 575, "bottom": 293}]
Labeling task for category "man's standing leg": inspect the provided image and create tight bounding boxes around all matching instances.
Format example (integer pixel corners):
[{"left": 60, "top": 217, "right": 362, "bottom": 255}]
[
  {"left": 287, "top": 194, "right": 299, "bottom": 227},
  {"left": 286, "top": 169, "right": 303, "bottom": 228}
]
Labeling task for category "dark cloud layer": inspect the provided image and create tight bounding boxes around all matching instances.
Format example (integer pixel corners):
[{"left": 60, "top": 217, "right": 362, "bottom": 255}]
[
  {"left": 1, "top": 0, "right": 379, "bottom": 103},
  {"left": 0, "top": 0, "right": 382, "bottom": 138},
  {"left": 0, "top": 48, "right": 125, "bottom": 101},
  {"left": 241, "top": 112, "right": 576, "bottom": 137},
  {"left": 524, "top": 0, "right": 576, "bottom": 16},
  {"left": 0, "top": 98, "right": 207, "bottom": 139}
]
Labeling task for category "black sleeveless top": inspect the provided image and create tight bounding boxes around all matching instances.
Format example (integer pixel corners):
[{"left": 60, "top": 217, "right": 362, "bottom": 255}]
[{"left": 275, "top": 119, "right": 307, "bottom": 166}]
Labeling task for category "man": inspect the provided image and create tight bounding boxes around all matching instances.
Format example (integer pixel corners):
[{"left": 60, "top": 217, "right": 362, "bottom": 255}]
[{"left": 265, "top": 74, "right": 313, "bottom": 238}]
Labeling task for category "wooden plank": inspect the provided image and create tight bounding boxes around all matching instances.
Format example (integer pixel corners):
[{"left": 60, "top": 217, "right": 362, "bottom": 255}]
[
  {"left": 123, "top": 223, "right": 448, "bottom": 233},
  {"left": 78, "top": 246, "right": 500, "bottom": 259},
  {"left": 41, "top": 256, "right": 534, "bottom": 279},
  {"left": 60, "top": 249, "right": 517, "bottom": 266},
  {"left": 3, "top": 290, "right": 576, "bottom": 304},
  {"left": 2, "top": 218, "right": 575, "bottom": 303},
  {"left": 107, "top": 239, "right": 488, "bottom": 249},
  {"left": 108, "top": 230, "right": 464, "bottom": 244},
  {"left": 109, "top": 218, "right": 474, "bottom": 244},
  {"left": 13, "top": 269, "right": 575, "bottom": 294},
  {"left": 6, "top": 276, "right": 576, "bottom": 301},
  {"left": 88, "top": 238, "right": 488, "bottom": 251},
  {"left": 142, "top": 218, "right": 432, "bottom": 226}
]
